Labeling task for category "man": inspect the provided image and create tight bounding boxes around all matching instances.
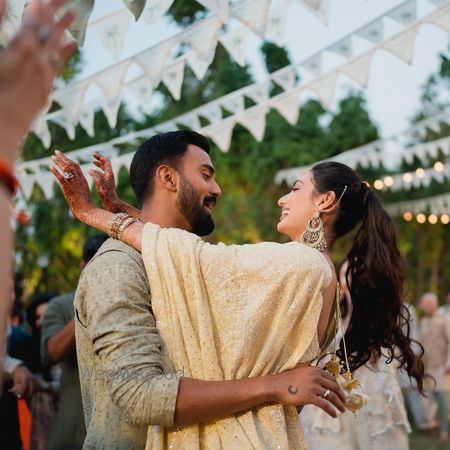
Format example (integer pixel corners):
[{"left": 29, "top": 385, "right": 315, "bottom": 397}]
[
  {"left": 41, "top": 234, "right": 108, "bottom": 450},
  {"left": 419, "top": 292, "right": 450, "bottom": 442},
  {"left": 63, "top": 131, "right": 345, "bottom": 449}
]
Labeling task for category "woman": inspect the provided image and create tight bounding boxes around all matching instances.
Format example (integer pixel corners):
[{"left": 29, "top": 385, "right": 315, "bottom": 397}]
[
  {"left": 51, "top": 151, "right": 424, "bottom": 449},
  {"left": 301, "top": 261, "right": 411, "bottom": 450}
]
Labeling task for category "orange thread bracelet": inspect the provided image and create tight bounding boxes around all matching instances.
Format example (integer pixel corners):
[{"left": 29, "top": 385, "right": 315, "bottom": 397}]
[{"left": 0, "top": 159, "right": 19, "bottom": 196}]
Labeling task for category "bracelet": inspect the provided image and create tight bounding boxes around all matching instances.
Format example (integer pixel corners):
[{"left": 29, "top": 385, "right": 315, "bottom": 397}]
[
  {"left": 106, "top": 213, "right": 136, "bottom": 240},
  {"left": 0, "top": 159, "right": 19, "bottom": 196}
]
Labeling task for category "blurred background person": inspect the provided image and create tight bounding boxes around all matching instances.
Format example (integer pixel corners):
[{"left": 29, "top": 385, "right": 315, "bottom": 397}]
[
  {"left": 301, "top": 261, "right": 410, "bottom": 450},
  {"left": 41, "top": 234, "right": 108, "bottom": 450},
  {"left": 0, "top": 0, "right": 76, "bottom": 376},
  {"left": 418, "top": 292, "right": 450, "bottom": 442}
]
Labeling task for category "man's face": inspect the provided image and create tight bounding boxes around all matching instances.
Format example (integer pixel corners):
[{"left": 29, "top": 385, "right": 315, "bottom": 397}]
[{"left": 176, "top": 145, "right": 222, "bottom": 236}]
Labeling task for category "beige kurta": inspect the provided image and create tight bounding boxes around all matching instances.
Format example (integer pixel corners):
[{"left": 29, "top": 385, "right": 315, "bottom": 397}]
[{"left": 142, "top": 223, "right": 333, "bottom": 449}]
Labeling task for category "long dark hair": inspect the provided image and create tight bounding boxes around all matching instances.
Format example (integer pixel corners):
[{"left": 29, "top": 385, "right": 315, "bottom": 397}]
[{"left": 311, "top": 161, "right": 425, "bottom": 393}]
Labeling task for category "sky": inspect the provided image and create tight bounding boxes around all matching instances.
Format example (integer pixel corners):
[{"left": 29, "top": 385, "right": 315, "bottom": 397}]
[{"left": 78, "top": 0, "right": 450, "bottom": 139}]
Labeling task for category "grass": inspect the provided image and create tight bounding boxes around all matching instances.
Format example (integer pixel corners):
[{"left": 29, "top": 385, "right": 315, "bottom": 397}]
[{"left": 410, "top": 430, "right": 450, "bottom": 450}]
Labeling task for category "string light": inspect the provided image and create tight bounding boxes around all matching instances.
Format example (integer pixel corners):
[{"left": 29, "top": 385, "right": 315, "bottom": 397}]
[
  {"left": 373, "top": 179, "right": 384, "bottom": 190},
  {"left": 441, "top": 214, "right": 450, "bottom": 225},
  {"left": 403, "top": 173, "right": 413, "bottom": 183},
  {"left": 383, "top": 176, "right": 394, "bottom": 187},
  {"left": 403, "top": 212, "right": 413, "bottom": 221},
  {"left": 434, "top": 161, "right": 444, "bottom": 172},
  {"left": 415, "top": 168, "right": 425, "bottom": 178},
  {"left": 428, "top": 214, "right": 438, "bottom": 224},
  {"left": 416, "top": 213, "right": 426, "bottom": 224}
]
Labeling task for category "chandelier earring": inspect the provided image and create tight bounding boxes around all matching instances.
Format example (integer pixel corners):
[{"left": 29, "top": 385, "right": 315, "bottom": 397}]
[{"left": 300, "top": 211, "right": 327, "bottom": 252}]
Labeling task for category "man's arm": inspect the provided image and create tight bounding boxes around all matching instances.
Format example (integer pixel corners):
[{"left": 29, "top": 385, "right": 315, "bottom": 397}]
[
  {"left": 46, "top": 319, "right": 75, "bottom": 363},
  {"left": 81, "top": 250, "right": 345, "bottom": 428}
]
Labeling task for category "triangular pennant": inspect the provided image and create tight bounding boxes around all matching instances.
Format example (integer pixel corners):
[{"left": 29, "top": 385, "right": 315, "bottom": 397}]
[
  {"left": 327, "top": 35, "right": 353, "bottom": 59},
  {"left": 270, "top": 91, "right": 300, "bottom": 125},
  {"left": 185, "top": 16, "right": 222, "bottom": 59},
  {"left": 53, "top": 81, "right": 89, "bottom": 123},
  {"left": 231, "top": 0, "right": 271, "bottom": 38},
  {"left": 51, "top": 114, "right": 76, "bottom": 140},
  {"left": 142, "top": 0, "right": 174, "bottom": 24},
  {"left": 134, "top": 39, "right": 174, "bottom": 84},
  {"left": 196, "top": 0, "right": 230, "bottom": 23},
  {"left": 90, "top": 9, "right": 132, "bottom": 60},
  {"left": 237, "top": 105, "right": 268, "bottom": 142},
  {"left": 0, "top": 0, "right": 26, "bottom": 44},
  {"left": 78, "top": 104, "right": 96, "bottom": 137},
  {"left": 186, "top": 49, "right": 216, "bottom": 80},
  {"left": 244, "top": 82, "right": 270, "bottom": 105},
  {"left": 271, "top": 66, "right": 297, "bottom": 91},
  {"left": 176, "top": 112, "right": 202, "bottom": 130},
  {"left": 383, "top": 26, "right": 418, "bottom": 64},
  {"left": 127, "top": 77, "right": 154, "bottom": 115},
  {"left": 426, "top": 4, "right": 450, "bottom": 32},
  {"left": 162, "top": 58, "right": 186, "bottom": 100},
  {"left": 219, "top": 26, "right": 251, "bottom": 67},
  {"left": 111, "top": 157, "right": 125, "bottom": 181},
  {"left": 100, "top": 96, "right": 122, "bottom": 129},
  {"left": 356, "top": 17, "right": 385, "bottom": 43},
  {"left": 339, "top": 50, "right": 374, "bottom": 87},
  {"left": 63, "top": 0, "right": 95, "bottom": 44},
  {"left": 387, "top": 0, "right": 417, "bottom": 26},
  {"left": 18, "top": 175, "right": 35, "bottom": 200},
  {"left": 221, "top": 93, "right": 245, "bottom": 114},
  {"left": 80, "top": 164, "right": 95, "bottom": 190},
  {"left": 309, "top": 71, "right": 338, "bottom": 108},
  {"left": 298, "top": 0, "right": 329, "bottom": 24},
  {"left": 204, "top": 119, "right": 236, "bottom": 152},
  {"left": 266, "top": 0, "right": 292, "bottom": 46},
  {"left": 301, "top": 53, "right": 322, "bottom": 77},
  {"left": 122, "top": 0, "right": 146, "bottom": 20},
  {"left": 32, "top": 116, "right": 51, "bottom": 149},
  {"left": 38, "top": 173, "right": 56, "bottom": 200},
  {"left": 198, "top": 103, "right": 223, "bottom": 124}
]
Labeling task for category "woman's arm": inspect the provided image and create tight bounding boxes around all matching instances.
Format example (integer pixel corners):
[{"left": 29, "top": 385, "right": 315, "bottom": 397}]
[{"left": 51, "top": 151, "right": 143, "bottom": 251}]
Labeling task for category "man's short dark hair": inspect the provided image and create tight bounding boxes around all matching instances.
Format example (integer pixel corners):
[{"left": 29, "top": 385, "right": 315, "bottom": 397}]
[
  {"left": 130, "top": 131, "right": 210, "bottom": 206},
  {"left": 82, "top": 234, "right": 109, "bottom": 264}
]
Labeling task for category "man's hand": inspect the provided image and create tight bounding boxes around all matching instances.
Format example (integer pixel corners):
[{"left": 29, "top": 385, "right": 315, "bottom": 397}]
[
  {"left": 9, "top": 365, "right": 41, "bottom": 399},
  {"left": 89, "top": 152, "right": 122, "bottom": 213},
  {"left": 268, "top": 365, "right": 346, "bottom": 418}
]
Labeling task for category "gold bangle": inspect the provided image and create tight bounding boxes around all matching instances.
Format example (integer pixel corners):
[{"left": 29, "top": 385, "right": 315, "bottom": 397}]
[
  {"left": 117, "top": 216, "right": 137, "bottom": 241},
  {"left": 106, "top": 213, "right": 131, "bottom": 240}
]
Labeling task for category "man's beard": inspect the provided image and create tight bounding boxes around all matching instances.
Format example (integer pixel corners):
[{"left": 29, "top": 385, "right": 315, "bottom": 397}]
[{"left": 176, "top": 177, "right": 216, "bottom": 236}]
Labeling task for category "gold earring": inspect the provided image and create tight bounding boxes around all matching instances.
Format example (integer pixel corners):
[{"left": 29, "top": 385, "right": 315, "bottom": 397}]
[{"left": 300, "top": 211, "right": 327, "bottom": 252}]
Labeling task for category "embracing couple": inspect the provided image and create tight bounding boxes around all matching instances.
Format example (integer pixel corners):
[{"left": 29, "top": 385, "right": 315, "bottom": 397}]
[{"left": 51, "top": 130, "right": 424, "bottom": 450}]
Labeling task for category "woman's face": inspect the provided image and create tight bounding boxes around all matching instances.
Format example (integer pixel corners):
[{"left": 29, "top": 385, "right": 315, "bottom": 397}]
[
  {"left": 35, "top": 302, "right": 48, "bottom": 329},
  {"left": 277, "top": 171, "right": 321, "bottom": 241}
]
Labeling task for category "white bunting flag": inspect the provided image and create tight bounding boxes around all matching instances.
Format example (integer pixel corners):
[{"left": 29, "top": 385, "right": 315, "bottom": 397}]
[
  {"left": 426, "top": 4, "right": 450, "bottom": 32},
  {"left": 299, "top": 0, "right": 329, "bottom": 24},
  {"left": 387, "top": 0, "right": 417, "bottom": 26},
  {"left": 32, "top": 117, "right": 52, "bottom": 149},
  {"left": 196, "top": 0, "right": 230, "bottom": 23},
  {"left": 270, "top": 90, "right": 301, "bottom": 125},
  {"left": 186, "top": 49, "right": 216, "bottom": 80},
  {"left": 162, "top": 58, "right": 186, "bottom": 100},
  {"left": 0, "top": 0, "right": 25, "bottom": 44},
  {"left": 122, "top": 0, "right": 146, "bottom": 20},
  {"left": 19, "top": 175, "right": 35, "bottom": 200},
  {"left": 327, "top": 36, "right": 353, "bottom": 59},
  {"left": 134, "top": 39, "right": 174, "bottom": 85},
  {"left": 356, "top": 17, "right": 385, "bottom": 43},
  {"left": 219, "top": 27, "right": 251, "bottom": 67},
  {"left": 51, "top": 114, "right": 76, "bottom": 140},
  {"left": 272, "top": 66, "right": 297, "bottom": 91},
  {"left": 244, "top": 82, "right": 270, "bottom": 105},
  {"left": 127, "top": 77, "right": 154, "bottom": 115},
  {"left": 63, "top": 0, "right": 95, "bottom": 44},
  {"left": 231, "top": 0, "right": 270, "bottom": 38},
  {"left": 142, "top": 0, "right": 174, "bottom": 24},
  {"left": 339, "top": 50, "right": 374, "bottom": 87},
  {"left": 39, "top": 173, "right": 56, "bottom": 200},
  {"left": 309, "top": 71, "right": 338, "bottom": 108},
  {"left": 383, "top": 26, "right": 418, "bottom": 64},
  {"left": 53, "top": 81, "right": 90, "bottom": 123},
  {"left": 78, "top": 104, "right": 96, "bottom": 137},
  {"left": 91, "top": 9, "right": 132, "bottom": 59},
  {"left": 237, "top": 105, "right": 268, "bottom": 142},
  {"left": 185, "top": 17, "right": 222, "bottom": 60},
  {"left": 301, "top": 53, "right": 323, "bottom": 77},
  {"left": 221, "top": 93, "right": 245, "bottom": 114},
  {"left": 204, "top": 118, "right": 236, "bottom": 152},
  {"left": 176, "top": 112, "right": 202, "bottom": 130},
  {"left": 266, "top": 0, "right": 292, "bottom": 46},
  {"left": 199, "top": 103, "right": 223, "bottom": 125}
]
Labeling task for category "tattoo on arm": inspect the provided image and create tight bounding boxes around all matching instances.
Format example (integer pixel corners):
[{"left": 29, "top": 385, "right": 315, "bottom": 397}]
[{"left": 288, "top": 385, "right": 298, "bottom": 395}]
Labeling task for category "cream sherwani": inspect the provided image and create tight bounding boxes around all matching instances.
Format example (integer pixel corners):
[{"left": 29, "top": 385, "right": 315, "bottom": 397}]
[{"left": 142, "top": 223, "right": 333, "bottom": 449}]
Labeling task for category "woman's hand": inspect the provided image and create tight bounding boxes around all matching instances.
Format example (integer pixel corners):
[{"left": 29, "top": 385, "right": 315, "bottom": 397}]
[
  {"left": 89, "top": 152, "right": 122, "bottom": 212},
  {"left": 0, "top": 0, "right": 76, "bottom": 164},
  {"left": 50, "top": 150, "right": 95, "bottom": 222}
]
